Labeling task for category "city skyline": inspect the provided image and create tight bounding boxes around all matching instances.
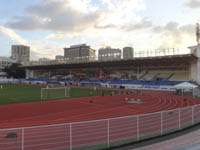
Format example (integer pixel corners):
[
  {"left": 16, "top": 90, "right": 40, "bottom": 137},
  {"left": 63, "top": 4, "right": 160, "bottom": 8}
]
[{"left": 0, "top": 0, "right": 199, "bottom": 60}]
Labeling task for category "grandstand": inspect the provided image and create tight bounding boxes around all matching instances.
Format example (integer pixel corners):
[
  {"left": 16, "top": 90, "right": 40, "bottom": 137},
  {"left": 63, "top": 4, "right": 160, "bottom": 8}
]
[{"left": 22, "top": 47, "right": 200, "bottom": 90}]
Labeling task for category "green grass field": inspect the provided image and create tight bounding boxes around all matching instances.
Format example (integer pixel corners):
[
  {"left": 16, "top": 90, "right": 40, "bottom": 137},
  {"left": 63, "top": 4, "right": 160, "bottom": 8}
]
[{"left": 0, "top": 84, "right": 113, "bottom": 106}]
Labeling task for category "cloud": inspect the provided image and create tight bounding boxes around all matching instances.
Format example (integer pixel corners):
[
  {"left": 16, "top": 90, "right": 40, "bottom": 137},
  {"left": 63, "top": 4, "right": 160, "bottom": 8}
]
[
  {"left": 5, "top": 0, "right": 146, "bottom": 34},
  {"left": 152, "top": 22, "right": 195, "bottom": 49},
  {"left": 185, "top": 0, "right": 200, "bottom": 8},
  {"left": 94, "top": 18, "right": 152, "bottom": 32},
  {"left": 4, "top": 0, "right": 196, "bottom": 56},
  {"left": 98, "top": 0, "right": 145, "bottom": 29},
  {"left": 45, "top": 33, "right": 65, "bottom": 40},
  {"left": 44, "top": 20, "right": 196, "bottom": 54},
  {"left": 5, "top": 0, "right": 103, "bottom": 32},
  {"left": 94, "top": 24, "right": 117, "bottom": 29},
  {"left": 102, "top": 0, "right": 145, "bottom": 12},
  {"left": 27, "top": 40, "right": 65, "bottom": 60},
  {"left": 6, "top": 0, "right": 100, "bottom": 32},
  {"left": 0, "top": 26, "right": 64, "bottom": 60},
  {"left": 0, "top": 26, "right": 27, "bottom": 45},
  {"left": 120, "top": 18, "right": 152, "bottom": 32}
]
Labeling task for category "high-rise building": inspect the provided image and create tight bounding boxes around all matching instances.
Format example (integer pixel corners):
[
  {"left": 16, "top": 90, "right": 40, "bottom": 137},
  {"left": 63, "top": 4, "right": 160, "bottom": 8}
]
[
  {"left": 64, "top": 44, "right": 96, "bottom": 61},
  {"left": 0, "top": 57, "right": 16, "bottom": 72},
  {"left": 11, "top": 45, "right": 30, "bottom": 63},
  {"left": 197, "top": 21, "right": 200, "bottom": 45},
  {"left": 123, "top": 47, "right": 134, "bottom": 59},
  {"left": 55, "top": 55, "right": 64, "bottom": 60},
  {"left": 39, "top": 58, "right": 50, "bottom": 62},
  {"left": 98, "top": 46, "right": 121, "bottom": 61}
]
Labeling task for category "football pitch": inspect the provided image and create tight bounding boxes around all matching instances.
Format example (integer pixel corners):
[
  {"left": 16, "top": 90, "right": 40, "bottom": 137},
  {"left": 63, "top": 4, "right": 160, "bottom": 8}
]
[{"left": 0, "top": 84, "right": 113, "bottom": 105}]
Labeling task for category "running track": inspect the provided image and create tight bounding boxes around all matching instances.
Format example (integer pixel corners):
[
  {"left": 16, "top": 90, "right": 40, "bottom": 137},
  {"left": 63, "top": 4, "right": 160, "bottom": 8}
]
[{"left": 0, "top": 90, "right": 200, "bottom": 150}]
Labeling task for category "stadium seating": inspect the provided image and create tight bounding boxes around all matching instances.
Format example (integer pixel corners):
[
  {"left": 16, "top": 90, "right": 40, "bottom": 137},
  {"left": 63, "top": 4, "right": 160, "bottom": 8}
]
[
  {"left": 26, "top": 68, "right": 192, "bottom": 87},
  {"left": 25, "top": 77, "right": 185, "bottom": 86}
]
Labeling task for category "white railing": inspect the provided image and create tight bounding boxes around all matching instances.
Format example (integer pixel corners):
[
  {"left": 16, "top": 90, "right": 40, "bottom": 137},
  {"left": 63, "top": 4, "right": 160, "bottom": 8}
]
[
  {"left": 135, "top": 110, "right": 200, "bottom": 150},
  {"left": 0, "top": 104, "right": 200, "bottom": 150},
  {"left": 134, "top": 48, "right": 181, "bottom": 58}
]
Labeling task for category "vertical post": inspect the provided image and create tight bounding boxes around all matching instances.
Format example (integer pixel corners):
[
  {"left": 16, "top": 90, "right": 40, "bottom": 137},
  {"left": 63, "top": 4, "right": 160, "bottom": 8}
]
[
  {"left": 179, "top": 109, "right": 181, "bottom": 129},
  {"left": 137, "top": 67, "right": 139, "bottom": 80},
  {"left": 161, "top": 112, "right": 163, "bottom": 135},
  {"left": 192, "top": 87, "right": 195, "bottom": 98},
  {"left": 137, "top": 115, "right": 140, "bottom": 141},
  {"left": 22, "top": 128, "right": 24, "bottom": 150},
  {"left": 70, "top": 123, "right": 72, "bottom": 150},
  {"left": 47, "top": 88, "right": 49, "bottom": 100},
  {"left": 65, "top": 87, "right": 66, "bottom": 97},
  {"left": 192, "top": 106, "right": 194, "bottom": 125},
  {"left": 41, "top": 88, "right": 43, "bottom": 100},
  {"left": 100, "top": 69, "right": 102, "bottom": 79},
  {"left": 107, "top": 119, "right": 110, "bottom": 148},
  {"left": 41, "top": 88, "right": 42, "bottom": 100}
]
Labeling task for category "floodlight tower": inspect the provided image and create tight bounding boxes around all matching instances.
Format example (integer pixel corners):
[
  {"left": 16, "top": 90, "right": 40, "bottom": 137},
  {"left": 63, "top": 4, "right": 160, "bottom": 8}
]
[{"left": 196, "top": 20, "right": 200, "bottom": 46}]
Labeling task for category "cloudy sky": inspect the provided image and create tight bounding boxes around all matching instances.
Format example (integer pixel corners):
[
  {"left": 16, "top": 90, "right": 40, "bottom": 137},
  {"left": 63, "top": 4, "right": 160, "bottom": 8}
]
[{"left": 0, "top": 0, "right": 199, "bottom": 60}]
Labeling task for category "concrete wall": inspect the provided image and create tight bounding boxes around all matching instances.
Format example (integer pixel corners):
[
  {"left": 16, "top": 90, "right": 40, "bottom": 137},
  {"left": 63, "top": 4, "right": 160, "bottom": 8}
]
[{"left": 189, "top": 46, "right": 200, "bottom": 84}]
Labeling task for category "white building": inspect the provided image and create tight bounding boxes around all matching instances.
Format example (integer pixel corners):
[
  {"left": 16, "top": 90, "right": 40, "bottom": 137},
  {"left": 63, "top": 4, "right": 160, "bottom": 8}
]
[
  {"left": 64, "top": 44, "right": 96, "bottom": 61},
  {"left": 188, "top": 45, "right": 200, "bottom": 83},
  {"left": 0, "top": 57, "right": 16, "bottom": 71},
  {"left": 98, "top": 46, "right": 121, "bottom": 61},
  {"left": 0, "top": 56, "right": 16, "bottom": 71},
  {"left": 123, "top": 47, "right": 134, "bottom": 59},
  {"left": 11, "top": 45, "right": 30, "bottom": 63}
]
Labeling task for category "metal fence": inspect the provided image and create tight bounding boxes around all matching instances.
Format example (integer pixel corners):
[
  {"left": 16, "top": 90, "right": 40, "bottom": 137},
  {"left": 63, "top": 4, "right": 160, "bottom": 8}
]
[
  {"left": 134, "top": 48, "right": 180, "bottom": 58},
  {"left": 136, "top": 116, "right": 200, "bottom": 150},
  {"left": 0, "top": 104, "right": 200, "bottom": 150},
  {"left": 193, "top": 87, "right": 200, "bottom": 98}
]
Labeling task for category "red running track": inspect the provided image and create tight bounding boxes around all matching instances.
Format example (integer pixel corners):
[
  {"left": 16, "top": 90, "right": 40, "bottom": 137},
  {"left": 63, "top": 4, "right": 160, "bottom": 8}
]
[{"left": 0, "top": 90, "right": 200, "bottom": 150}]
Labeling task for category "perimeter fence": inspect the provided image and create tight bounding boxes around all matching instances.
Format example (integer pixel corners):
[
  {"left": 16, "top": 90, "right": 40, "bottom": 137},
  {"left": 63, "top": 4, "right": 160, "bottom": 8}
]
[
  {"left": 0, "top": 104, "right": 200, "bottom": 150},
  {"left": 136, "top": 118, "right": 200, "bottom": 150},
  {"left": 193, "top": 87, "right": 200, "bottom": 98}
]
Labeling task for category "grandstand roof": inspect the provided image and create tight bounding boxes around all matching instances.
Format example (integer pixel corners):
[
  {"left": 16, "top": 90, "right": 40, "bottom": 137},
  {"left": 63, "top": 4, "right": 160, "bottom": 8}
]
[{"left": 23, "top": 54, "right": 197, "bottom": 70}]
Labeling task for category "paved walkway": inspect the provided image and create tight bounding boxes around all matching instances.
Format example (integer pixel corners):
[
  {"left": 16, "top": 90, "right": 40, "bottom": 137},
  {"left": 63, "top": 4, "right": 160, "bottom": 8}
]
[{"left": 113, "top": 123, "right": 200, "bottom": 150}]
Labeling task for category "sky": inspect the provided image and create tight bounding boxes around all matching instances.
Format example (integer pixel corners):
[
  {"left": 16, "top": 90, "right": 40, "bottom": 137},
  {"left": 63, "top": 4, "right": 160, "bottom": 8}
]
[{"left": 0, "top": 0, "right": 200, "bottom": 60}]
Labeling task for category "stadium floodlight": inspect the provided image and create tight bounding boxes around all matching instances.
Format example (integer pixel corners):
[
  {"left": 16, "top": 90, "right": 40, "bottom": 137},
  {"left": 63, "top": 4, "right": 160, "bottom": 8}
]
[{"left": 41, "top": 87, "right": 70, "bottom": 100}]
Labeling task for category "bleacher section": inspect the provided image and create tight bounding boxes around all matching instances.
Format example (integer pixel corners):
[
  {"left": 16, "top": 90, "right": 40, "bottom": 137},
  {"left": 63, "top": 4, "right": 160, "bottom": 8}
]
[
  {"left": 170, "top": 71, "right": 189, "bottom": 81},
  {"left": 116, "top": 70, "right": 190, "bottom": 81},
  {"left": 24, "top": 78, "right": 183, "bottom": 86},
  {"left": 24, "top": 69, "right": 191, "bottom": 87},
  {"left": 109, "top": 80, "right": 182, "bottom": 86}
]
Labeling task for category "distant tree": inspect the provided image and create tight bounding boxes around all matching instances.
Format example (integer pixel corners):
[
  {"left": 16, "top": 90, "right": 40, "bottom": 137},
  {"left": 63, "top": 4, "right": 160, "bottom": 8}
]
[{"left": 3, "top": 63, "right": 25, "bottom": 78}]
